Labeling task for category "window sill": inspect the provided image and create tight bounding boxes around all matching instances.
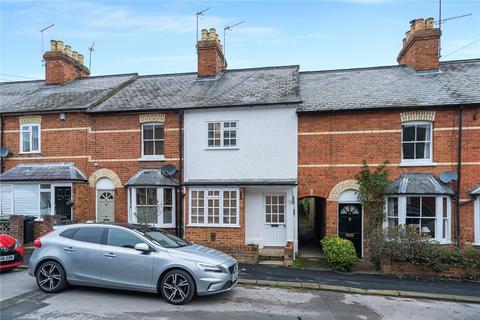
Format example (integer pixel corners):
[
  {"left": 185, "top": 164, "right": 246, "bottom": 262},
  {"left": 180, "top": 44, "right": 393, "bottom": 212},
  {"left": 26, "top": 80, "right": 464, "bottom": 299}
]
[
  {"left": 472, "top": 243, "right": 480, "bottom": 247},
  {"left": 399, "top": 161, "right": 437, "bottom": 167},
  {"left": 138, "top": 156, "right": 166, "bottom": 162},
  {"left": 437, "top": 240, "right": 452, "bottom": 245},
  {"left": 19, "top": 151, "right": 41, "bottom": 155},
  {"left": 204, "top": 147, "right": 239, "bottom": 151},
  {"left": 187, "top": 224, "right": 241, "bottom": 228}
]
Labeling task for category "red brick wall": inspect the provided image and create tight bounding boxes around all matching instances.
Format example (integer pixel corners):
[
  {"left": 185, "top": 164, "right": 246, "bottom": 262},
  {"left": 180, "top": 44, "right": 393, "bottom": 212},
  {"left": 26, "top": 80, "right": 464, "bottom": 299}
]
[
  {"left": 298, "top": 107, "right": 480, "bottom": 247},
  {"left": 2, "top": 111, "right": 181, "bottom": 223},
  {"left": 44, "top": 51, "right": 89, "bottom": 85}
]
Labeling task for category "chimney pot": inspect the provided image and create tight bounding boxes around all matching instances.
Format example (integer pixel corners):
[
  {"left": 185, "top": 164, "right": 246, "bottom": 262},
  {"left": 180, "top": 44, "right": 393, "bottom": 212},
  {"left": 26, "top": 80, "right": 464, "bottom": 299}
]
[
  {"left": 72, "top": 51, "right": 79, "bottom": 61},
  {"left": 65, "top": 45, "right": 72, "bottom": 57},
  {"left": 413, "top": 18, "right": 425, "bottom": 32},
  {"left": 56, "top": 40, "right": 64, "bottom": 52},
  {"left": 50, "top": 40, "right": 57, "bottom": 51},
  {"left": 201, "top": 29, "right": 209, "bottom": 40},
  {"left": 78, "top": 54, "right": 84, "bottom": 65},
  {"left": 425, "top": 17, "right": 434, "bottom": 29}
]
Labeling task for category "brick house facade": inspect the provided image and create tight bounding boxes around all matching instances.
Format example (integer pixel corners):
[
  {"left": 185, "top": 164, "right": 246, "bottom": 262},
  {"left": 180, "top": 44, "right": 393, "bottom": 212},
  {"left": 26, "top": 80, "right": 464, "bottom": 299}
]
[{"left": 1, "top": 18, "right": 479, "bottom": 261}]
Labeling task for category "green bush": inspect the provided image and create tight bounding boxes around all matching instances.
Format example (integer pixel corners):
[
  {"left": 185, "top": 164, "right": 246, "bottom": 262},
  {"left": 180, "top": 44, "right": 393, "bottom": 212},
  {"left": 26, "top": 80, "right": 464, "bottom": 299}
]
[
  {"left": 369, "top": 225, "right": 480, "bottom": 274},
  {"left": 321, "top": 236, "right": 358, "bottom": 272}
]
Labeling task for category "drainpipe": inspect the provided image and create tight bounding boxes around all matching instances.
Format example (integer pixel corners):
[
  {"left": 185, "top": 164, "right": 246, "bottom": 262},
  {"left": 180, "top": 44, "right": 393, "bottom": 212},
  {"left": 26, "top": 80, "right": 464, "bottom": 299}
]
[
  {"left": 455, "top": 106, "right": 463, "bottom": 248},
  {"left": 177, "top": 110, "right": 184, "bottom": 238}
]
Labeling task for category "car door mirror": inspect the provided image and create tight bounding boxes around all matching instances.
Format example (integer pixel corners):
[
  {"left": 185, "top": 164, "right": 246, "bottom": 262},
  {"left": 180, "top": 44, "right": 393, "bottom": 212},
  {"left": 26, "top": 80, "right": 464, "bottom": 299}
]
[{"left": 134, "top": 243, "right": 151, "bottom": 253}]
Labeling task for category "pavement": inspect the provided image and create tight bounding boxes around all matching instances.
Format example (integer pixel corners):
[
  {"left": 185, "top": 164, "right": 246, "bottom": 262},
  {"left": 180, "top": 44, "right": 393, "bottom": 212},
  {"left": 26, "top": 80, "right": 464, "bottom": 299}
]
[
  {"left": 1, "top": 269, "right": 479, "bottom": 320},
  {"left": 239, "top": 264, "right": 480, "bottom": 302}
]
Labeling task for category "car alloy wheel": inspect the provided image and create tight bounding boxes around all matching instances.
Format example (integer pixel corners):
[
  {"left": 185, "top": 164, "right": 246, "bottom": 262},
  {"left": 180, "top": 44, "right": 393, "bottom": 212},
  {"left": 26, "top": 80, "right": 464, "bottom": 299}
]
[
  {"left": 161, "top": 270, "right": 195, "bottom": 305},
  {"left": 36, "top": 261, "right": 67, "bottom": 293}
]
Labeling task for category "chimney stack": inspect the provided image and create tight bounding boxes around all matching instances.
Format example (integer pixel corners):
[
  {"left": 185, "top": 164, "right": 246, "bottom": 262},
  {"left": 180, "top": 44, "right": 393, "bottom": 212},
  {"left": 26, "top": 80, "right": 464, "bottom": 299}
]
[
  {"left": 43, "top": 40, "right": 90, "bottom": 85},
  {"left": 397, "top": 17, "right": 441, "bottom": 71},
  {"left": 197, "top": 28, "right": 226, "bottom": 78}
]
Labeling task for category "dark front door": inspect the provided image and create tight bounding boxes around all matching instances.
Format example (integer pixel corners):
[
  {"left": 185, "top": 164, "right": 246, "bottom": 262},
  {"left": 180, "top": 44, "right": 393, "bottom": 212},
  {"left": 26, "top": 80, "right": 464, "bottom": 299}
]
[
  {"left": 338, "top": 203, "right": 362, "bottom": 257},
  {"left": 55, "top": 187, "right": 72, "bottom": 220}
]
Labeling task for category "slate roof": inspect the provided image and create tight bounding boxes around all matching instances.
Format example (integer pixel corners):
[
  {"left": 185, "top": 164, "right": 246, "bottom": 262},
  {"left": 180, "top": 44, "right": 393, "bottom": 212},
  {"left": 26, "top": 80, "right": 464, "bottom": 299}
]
[
  {"left": 389, "top": 173, "right": 454, "bottom": 195},
  {"left": 87, "top": 66, "right": 301, "bottom": 113},
  {"left": 0, "top": 74, "right": 137, "bottom": 114},
  {"left": 125, "top": 169, "right": 178, "bottom": 187},
  {"left": 0, "top": 163, "right": 87, "bottom": 181},
  {"left": 298, "top": 59, "right": 480, "bottom": 112}
]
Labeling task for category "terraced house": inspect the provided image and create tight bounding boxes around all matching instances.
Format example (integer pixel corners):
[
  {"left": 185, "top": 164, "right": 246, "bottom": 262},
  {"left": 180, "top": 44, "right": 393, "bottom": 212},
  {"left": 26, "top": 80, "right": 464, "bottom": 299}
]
[{"left": 1, "top": 18, "right": 479, "bottom": 262}]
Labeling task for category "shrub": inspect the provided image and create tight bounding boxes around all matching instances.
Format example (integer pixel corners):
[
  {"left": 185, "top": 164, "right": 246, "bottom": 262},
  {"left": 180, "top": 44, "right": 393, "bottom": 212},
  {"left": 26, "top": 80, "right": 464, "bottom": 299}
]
[
  {"left": 369, "top": 225, "right": 480, "bottom": 274},
  {"left": 321, "top": 236, "right": 358, "bottom": 271}
]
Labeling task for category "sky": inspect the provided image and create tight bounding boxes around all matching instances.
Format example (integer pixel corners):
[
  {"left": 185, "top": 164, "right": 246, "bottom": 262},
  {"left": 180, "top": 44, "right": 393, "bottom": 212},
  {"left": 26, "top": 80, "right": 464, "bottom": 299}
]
[{"left": 0, "top": 0, "right": 479, "bottom": 81}]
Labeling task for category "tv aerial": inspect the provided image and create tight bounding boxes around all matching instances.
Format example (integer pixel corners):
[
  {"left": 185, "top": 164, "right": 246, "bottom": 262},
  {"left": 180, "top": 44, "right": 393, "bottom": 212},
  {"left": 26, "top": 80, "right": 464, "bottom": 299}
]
[
  {"left": 88, "top": 42, "right": 95, "bottom": 70},
  {"left": 196, "top": 7, "right": 210, "bottom": 47},
  {"left": 436, "top": 0, "right": 472, "bottom": 58},
  {"left": 223, "top": 21, "right": 245, "bottom": 68},
  {"left": 40, "top": 24, "right": 54, "bottom": 66}
]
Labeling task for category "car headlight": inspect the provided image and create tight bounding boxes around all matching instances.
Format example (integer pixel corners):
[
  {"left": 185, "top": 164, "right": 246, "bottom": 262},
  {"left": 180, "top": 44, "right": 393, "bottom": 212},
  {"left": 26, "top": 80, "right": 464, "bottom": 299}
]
[{"left": 197, "top": 262, "right": 223, "bottom": 273}]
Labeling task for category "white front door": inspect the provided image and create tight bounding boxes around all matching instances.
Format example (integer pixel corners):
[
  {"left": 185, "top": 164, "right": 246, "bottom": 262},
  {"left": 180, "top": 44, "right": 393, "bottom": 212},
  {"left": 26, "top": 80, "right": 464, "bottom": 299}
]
[
  {"left": 97, "top": 190, "right": 115, "bottom": 222},
  {"left": 263, "top": 194, "right": 287, "bottom": 246}
]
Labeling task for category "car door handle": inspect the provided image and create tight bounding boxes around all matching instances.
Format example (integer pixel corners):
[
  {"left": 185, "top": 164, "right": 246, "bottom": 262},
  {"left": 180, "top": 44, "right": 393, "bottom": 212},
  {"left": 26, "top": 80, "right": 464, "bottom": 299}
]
[
  {"left": 104, "top": 253, "right": 116, "bottom": 258},
  {"left": 63, "top": 247, "right": 75, "bottom": 252}
]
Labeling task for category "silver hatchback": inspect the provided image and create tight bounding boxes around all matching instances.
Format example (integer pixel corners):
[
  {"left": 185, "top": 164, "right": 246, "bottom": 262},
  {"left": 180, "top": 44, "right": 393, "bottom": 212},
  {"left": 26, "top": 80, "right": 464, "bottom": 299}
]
[{"left": 28, "top": 223, "right": 238, "bottom": 304}]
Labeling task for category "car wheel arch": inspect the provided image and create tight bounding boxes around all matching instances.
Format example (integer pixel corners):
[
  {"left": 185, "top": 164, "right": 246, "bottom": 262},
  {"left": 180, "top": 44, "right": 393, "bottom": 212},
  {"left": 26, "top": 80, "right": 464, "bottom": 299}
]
[
  {"left": 34, "top": 258, "right": 67, "bottom": 277},
  {"left": 156, "top": 267, "right": 197, "bottom": 294}
]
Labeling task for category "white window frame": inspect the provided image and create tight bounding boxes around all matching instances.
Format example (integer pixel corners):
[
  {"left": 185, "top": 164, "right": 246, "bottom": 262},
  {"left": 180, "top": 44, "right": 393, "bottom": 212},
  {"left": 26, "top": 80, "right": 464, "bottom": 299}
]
[
  {"left": 474, "top": 196, "right": 480, "bottom": 245},
  {"left": 140, "top": 123, "right": 165, "bottom": 161},
  {"left": 206, "top": 121, "right": 239, "bottom": 149},
  {"left": 400, "top": 121, "right": 433, "bottom": 166},
  {"left": 128, "top": 187, "right": 175, "bottom": 228},
  {"left": 20, "top": 123, "right": 41, "bottom": 154},
  {"left": 0, "top": 182, "right": 71, "bottom": 219},
  {"left": 384, "top": 195, "right": 451, "bottom": 243},
  {"left": 188, "top": 188, "right": 240, "bottom": 227},
  {"left": 264, "top": 193, "right": 286, "bottom": 225}
]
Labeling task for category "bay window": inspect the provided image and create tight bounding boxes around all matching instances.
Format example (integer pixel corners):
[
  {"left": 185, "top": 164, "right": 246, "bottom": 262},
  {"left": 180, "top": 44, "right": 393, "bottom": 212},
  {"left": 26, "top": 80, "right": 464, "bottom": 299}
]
[
  {"left": 385, "top": 195, "right": 451, "bottom": 242},
  {"left": 20, "top": 123, "right": 41, "bottom": 153},
  {"left": 130, "top": 187, "right": 175, "bottom": 227},
  {"left": 189, "top": 188, "right": 239, "bottom": 227}
]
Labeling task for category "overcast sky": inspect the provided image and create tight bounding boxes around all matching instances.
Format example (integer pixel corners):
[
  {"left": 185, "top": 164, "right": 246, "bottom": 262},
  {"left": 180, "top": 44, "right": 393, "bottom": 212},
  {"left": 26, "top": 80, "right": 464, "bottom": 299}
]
[{"left": 1, "top": 0, "right": 479, "bottom": 81}]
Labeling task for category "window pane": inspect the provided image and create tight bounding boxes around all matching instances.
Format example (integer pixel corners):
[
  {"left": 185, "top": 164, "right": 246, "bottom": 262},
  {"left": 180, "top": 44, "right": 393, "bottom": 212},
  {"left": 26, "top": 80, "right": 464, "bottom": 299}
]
[
  {"left": 164, "top": 189, "right": 172, "bottom": 206},
  {"left": 406, "top": 218, "right": 420, "bottom": 230},
  {"left": 443, "top": 219, "right": 448, "bottom": 239},
  {"left": 22, "top": 132, "right": 30, "bottom": 152},
  {"left": 143, "top": 125, "right": 153, "bottom": 139},
  {"left": 32, "top": 126, "right": 39, "bottom": 151},
  {"left": 147, "top": 188, "right": 157, "bottom": 205},
  {"left": 422, "top": 218, "right": 436, "bottom": 237},
  {"left": 144, "top": 141, "right": 154, "bottom": 155},
  {"left": 416, "top": 125, "right": 429, "bottom": 141},
  {"left": 107, "top": 229, "right": 142, "bottom": 249},
  {"left": 403, "top": 143, "right": 414, "bottom": 159},
  {"left": 388, "top": 197, "right": 398, "bottom": 217},
  {"left": 136, "top": 188, "right": 146, "bottom": 205},
  {"left": 442, "top": 198, "right": 448, "bottom": 218},
  {"left": 154, "top": 141, "right": 164, "bottom": 155},
  {"left": 422, "top": 197, "right": 436, "bottom": 217},
  {"left": 415, "top": 142, "right": 427, "bottom": 159},
  {"left": 407, "top": 197, "right": 420, "bottom": 217},
  {"left": 72, "top": 227, "right": 103, "bottom": 244},
  {"left": 388, "top": 217, "right": 398, "bottom": 227},
  {"left": 154, "top": 125, "right": 164, "bottom": 139},
  {"left": 163, "top": 207, "right": 172, "bottom": 224},
  {"left": 40, "top": 191, "right": 51, "bottom": 216},
  {"left": 403, "top": 126, "right": 415, "bottom": 141}
]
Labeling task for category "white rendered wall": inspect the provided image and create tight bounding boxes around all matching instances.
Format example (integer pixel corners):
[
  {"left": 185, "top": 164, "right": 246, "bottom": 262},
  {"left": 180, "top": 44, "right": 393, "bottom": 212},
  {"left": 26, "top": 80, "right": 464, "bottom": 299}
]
[{"left": 184, "top": 106, "right": 297, "bottom": 181}]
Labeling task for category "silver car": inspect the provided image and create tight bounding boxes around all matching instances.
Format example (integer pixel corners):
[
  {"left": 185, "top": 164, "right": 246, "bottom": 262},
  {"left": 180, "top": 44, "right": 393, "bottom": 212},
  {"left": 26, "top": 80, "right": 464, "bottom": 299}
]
[{"left": 28, "top": 223, "right": 238, "bottom": 304}]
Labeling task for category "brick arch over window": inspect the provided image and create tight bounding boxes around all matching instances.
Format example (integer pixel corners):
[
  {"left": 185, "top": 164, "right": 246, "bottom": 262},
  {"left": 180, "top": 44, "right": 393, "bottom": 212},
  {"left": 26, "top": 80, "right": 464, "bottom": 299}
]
[
  {"left": 328, "top": 180, "right": 360, "bottom": 201},
  {"left": 89, "top": 169, "right": 122, "bottom": 188}
]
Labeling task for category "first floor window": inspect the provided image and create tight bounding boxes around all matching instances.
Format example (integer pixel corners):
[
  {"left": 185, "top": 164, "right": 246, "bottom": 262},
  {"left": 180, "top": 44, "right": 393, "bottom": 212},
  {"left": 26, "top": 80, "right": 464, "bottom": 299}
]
[
  {"left": 402, "top": 122, "right": 432, "bottom": 162},
  {"left": 385, "top": 195, "right": 451, "bottom": 242},
  {"left": 142, "top": 123, "right": 164, "bottom": 157},
  {"left": 265, "top": 194, "right": 285, "bottom": 224},
  {"left": 20, "top": 123, "right": 40, "bottom": 153},
  {"left": 132, "top": 187, "right": 174, "bottom": 227},
  {"left": 189, "top": 188, "right": 239, "bottom": 226},
  {"left": 207, "top": 121, "right": 238, "bottom": 148}
]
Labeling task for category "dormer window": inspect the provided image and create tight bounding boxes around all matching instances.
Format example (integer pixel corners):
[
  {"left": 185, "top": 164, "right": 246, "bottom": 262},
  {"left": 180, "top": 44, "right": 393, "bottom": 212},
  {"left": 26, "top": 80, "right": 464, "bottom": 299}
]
[
  {"left": 401, "top": 122, "right": 432, "bottom": 165},
  {"left": 20, "top": 123, "right": 41, "bottom": 153}
]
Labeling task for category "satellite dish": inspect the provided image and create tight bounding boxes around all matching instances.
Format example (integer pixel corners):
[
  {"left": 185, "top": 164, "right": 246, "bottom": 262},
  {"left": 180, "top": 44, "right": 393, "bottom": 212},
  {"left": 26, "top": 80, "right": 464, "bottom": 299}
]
[
  {"left": 0, "top": 147, "right": 10, "bottom": 158},
  {"left": 161, "top": 165, "right": 177, "bottom": 177},
  {"left": 439, "top": 171, "right": 458, "bottom": 184}
]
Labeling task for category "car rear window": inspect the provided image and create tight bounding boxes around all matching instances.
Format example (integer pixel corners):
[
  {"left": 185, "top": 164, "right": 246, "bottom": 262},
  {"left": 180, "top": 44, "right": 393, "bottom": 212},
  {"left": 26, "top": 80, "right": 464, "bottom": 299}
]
[
  {"left": 72, "top": 227, "right": 104, "bottom": 244},
  {"left": 60, "top": 228, "right": 79, "bottom": 239}
]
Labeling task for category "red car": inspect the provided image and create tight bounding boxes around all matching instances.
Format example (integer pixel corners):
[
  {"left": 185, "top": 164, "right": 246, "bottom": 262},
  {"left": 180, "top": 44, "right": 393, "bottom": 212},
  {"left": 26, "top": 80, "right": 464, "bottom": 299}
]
[{"left": 0, "top": 234, "right": 25, "bottom": 271}]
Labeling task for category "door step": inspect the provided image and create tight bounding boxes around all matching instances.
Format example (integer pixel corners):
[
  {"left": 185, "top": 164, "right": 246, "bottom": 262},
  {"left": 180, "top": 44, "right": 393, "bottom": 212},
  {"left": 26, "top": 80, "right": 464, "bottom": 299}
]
[{"left": 258, "top": 247, "right": 285, "bottom": 262}]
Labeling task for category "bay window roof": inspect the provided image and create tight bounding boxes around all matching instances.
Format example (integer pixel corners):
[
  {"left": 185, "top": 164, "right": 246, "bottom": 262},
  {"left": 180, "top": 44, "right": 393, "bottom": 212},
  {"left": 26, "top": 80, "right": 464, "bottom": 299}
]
[
  {"left": 389, "top": 173, "right": 454, "bottom": 195},
  {"left": 125, "top": 169, "right": 178, "bottom": 187},
  {"left": 0, "top": 163, "right": 87, "bottom": 182},
  {"left": 471, "top": 185, "right": 480, "bottom": 195}
]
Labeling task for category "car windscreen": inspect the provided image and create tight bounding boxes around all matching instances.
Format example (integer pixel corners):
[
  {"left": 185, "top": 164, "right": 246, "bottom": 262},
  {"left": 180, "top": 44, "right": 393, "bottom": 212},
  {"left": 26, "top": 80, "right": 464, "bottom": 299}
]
[{"left": 133, "top": 228, "right": 190, "bottom": 248}]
